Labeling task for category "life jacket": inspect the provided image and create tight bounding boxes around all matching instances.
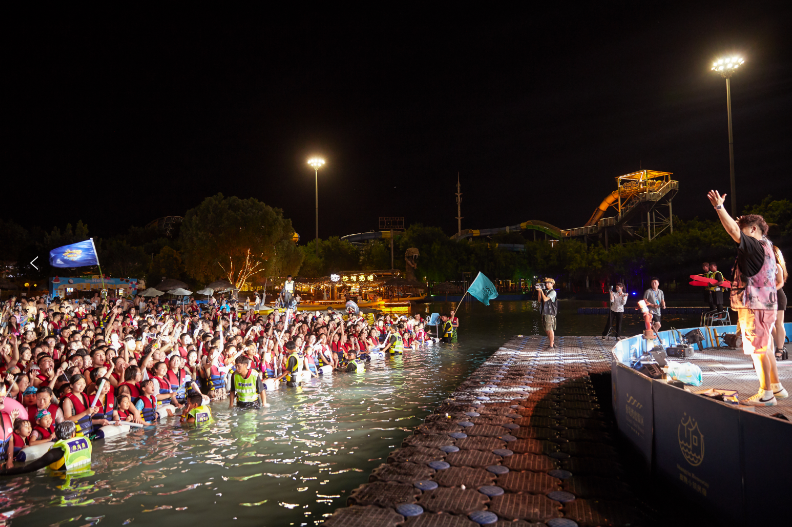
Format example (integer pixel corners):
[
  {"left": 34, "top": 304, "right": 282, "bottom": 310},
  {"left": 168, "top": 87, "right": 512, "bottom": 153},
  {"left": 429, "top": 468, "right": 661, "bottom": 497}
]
[
  {"left": 93, "top": 391, "right": 115, "bottom": 421},
  {"left": 48, "top": 436, "right": 92, "bottom": 471},
  {"left": 0, "top": 413, "right": 12, "bottom": 461},
  {"left": 116, "top": 408, "right": 131, "bottom": 421},
  {"left": 443, "top": 321, "right": 453, "bottom": 338},
  {"left": 390, "top": 333, "right": 403, "bottom": 354},
  {"left": 305, "top": 354, "right": 317, "bottom": 374},
  {"left": 187, "top": 405, "right": 212, "bottom": 424},
  {"left": 232, "top": 370, "right": 259, "bottom": 403},
  {"left": 208, "top": 365, "right": 226, "bottom": 391},
  {"left": 731, "top": 237, "right": 778, "bottom": 310},
  {"left": 34, "top": 423, "right": 55, "bottom": 440},
  {"left": 346, "top": 359, "right": 365, "bottom": 374},
  {"left": 285, "top": 352, "right": 301, "bottom": 383},
  {"left": 139, "top": 393, "right": 159, "bottom": 422},
  {"left": 11, "top": 432, "right": 28, "bottom": 457},
  {"left": 64, "top": 392, "right": 93, "bottom": 436},
  {"left": 165, "top": 369, "right": 188, "bottom": 402},
  {"left": 711, "top": 270, "right": 724, "bottom": 292},
  {"left": 153, "top": 376, "right": 173, "bottom": 396},
  {"left": 119, "top": 382, "right": 141, "bottom": 400}
]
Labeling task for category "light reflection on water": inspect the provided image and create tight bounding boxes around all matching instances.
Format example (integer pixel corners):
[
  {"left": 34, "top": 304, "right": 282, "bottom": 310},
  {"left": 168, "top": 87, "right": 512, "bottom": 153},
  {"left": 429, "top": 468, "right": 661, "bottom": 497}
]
[{"left": 4, "top": 300, "right": 703, "bottom": 526}]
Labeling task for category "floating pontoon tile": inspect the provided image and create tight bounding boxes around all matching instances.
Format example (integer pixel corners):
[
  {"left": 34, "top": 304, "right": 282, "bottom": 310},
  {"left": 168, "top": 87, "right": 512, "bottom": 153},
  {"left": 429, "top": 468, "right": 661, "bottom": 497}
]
[
  {"left": 397, "top": 503, "right": 425, "bottom": 517},
  {"left": 414, "top": 480, "right": 439, "bottom": 491},
  {"left": 449, "top": 432, "right": 468, "bottom": 439},
  {"left": 486, "top": 465, "right": 509, "bottom": 475},
  {"left": 428, "top": 461, "right": 451, "bottom": 470},
  {"left": 324, "top": 505, "right": 405, "bottom": 527},
  {"left": 417, "top": 487, "right": 491, "bottom": 515},
  {"left": 347, "top": 480, "right": 420, "bottom": 507},
  {"left": 478, "top": 485, "right": 505, "bottom": 497},
  {"left": 548, "top": 469, "right": 573, "bottom": 480},
  {"left": 487, "top": 494, "right": 563, "bottom": 523},
  {"left": 547, "top": 491, "right": 576, "bottom": 503},
  {"left": 468, "top": 511, "right": 499, "bottom": 525}
]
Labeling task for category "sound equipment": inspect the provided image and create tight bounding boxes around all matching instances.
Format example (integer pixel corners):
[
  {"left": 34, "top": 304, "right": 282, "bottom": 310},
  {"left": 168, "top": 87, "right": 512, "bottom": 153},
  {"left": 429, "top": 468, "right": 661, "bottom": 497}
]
[
  {"left": 723, "top": 333, "right": 742, "bottom": 349},
  {"left": 637, "top": 363, "right": 664, "bottom": 379},
  {"left": 666, "top": 345, "right": 695, "bottom": 359}
]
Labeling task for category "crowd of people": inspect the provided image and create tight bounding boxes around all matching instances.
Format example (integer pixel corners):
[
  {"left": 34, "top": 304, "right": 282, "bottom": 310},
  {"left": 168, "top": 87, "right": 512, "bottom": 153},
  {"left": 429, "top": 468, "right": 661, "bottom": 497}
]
[{"left": 0, "top": 293, "right": 460, "bottom": 472}]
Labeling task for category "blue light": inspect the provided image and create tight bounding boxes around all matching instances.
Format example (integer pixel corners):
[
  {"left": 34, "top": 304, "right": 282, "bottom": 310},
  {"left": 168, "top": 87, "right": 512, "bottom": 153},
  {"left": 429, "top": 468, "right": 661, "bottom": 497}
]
[{"left": 631, "top": 291, "right": 637, "bottom": 296}]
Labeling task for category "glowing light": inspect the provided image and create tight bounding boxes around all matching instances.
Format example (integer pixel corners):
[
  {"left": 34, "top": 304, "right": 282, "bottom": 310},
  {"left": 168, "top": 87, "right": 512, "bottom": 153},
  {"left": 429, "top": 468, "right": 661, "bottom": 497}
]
[
  {"left": 330, "top": 274, "right": 340, "bottom": 282},
  {"left": 712, "top": 56, "right": 744, "bottom": 76},
  {"left": 308, "top": 158, "right": 325, "bottom": 169}
]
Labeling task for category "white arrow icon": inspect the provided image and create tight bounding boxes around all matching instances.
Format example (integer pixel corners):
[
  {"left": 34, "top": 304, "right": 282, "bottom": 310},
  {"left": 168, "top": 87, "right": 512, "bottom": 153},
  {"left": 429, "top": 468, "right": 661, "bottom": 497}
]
[{"left": 30, "top": 256, "right": 39, "bottom": 271}]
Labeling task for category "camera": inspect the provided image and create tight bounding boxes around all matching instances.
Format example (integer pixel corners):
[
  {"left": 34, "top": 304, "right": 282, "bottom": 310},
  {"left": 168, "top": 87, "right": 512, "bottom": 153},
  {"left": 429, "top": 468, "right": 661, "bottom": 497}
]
[{"left": 535, "top": 281, "right": 547, "bottom": 291}]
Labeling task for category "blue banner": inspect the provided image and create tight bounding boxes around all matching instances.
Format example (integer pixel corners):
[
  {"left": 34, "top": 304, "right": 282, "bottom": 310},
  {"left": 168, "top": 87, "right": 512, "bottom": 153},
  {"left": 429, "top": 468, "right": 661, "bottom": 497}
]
[
  {"left": 49, "top": 239, "right": 99, "bottom": 268},
  {"left": 467, "top": 272, "right": 498, "bottom": 306}
]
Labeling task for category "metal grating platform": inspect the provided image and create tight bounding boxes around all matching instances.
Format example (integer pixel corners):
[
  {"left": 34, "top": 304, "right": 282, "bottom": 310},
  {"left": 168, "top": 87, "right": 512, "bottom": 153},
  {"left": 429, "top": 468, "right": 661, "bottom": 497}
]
[{"left": 670, "top": 346, "right": 792, "bottom": 419}]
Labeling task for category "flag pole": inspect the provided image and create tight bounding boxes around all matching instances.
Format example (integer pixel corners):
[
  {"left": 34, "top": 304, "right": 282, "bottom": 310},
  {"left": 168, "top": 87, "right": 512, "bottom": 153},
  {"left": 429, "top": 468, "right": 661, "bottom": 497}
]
[
  {"left": 453, "top": 291, "right": 469, "bottom": 314},
  {"left": 90, "top": 238, "right": 106, "bottom": 292}
]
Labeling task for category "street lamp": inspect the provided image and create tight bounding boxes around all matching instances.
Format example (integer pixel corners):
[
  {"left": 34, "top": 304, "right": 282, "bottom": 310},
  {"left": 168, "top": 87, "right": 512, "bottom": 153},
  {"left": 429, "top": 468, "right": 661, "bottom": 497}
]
[
  {"left": 712, "top": 56, "right": 744, "bottom": 216},
  {"left": 307, "top": 157, "right": 325, "bottom": 252}
]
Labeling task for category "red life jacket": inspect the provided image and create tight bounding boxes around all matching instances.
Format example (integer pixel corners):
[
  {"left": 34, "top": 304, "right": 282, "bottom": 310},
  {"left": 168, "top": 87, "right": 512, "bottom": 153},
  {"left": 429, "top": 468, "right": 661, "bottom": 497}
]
[
  {"left": 94, "top": 391, "right": 116, "bottom": 418},
  {"left": 119, "top": 382, "right": 141, "bottom": 399},
  {"left": 34, "top": 424, "right": 55, "bottom": 440},
  {"left": 65, "top": 392, "right": 90, "bottom": 414},
  {"left": 11, "top": 432, "right": 28, "bottom": 449}
]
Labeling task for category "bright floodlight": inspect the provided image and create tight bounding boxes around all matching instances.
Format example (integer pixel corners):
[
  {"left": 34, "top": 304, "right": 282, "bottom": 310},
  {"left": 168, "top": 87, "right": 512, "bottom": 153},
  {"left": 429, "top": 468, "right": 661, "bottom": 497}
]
[
  {"left": 712, "top": 56, "right": 744, "bottom": 77},
  {"left": 308, "top": 158, "right": 325, "bottom": 169}
]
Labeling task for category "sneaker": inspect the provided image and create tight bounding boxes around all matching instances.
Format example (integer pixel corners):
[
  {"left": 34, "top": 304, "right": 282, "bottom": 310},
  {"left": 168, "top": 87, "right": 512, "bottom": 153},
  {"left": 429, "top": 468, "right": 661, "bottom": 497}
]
[
  {"left": 743, "top": 391, "right": 778, "bottom": 406},
  {"left": 774, "top": 387, "right": 788, "bottom": 399}
]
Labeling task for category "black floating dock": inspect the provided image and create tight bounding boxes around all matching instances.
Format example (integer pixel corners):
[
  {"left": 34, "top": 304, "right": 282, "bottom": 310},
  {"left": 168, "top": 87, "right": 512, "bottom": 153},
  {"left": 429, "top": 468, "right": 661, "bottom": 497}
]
[{"left": 323, "top": 335, "right": 653, "bottom": 527}]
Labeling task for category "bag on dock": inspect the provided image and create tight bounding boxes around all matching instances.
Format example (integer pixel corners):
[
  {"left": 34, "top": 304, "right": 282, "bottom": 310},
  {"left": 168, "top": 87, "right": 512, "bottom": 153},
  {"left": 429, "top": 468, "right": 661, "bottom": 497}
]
[{"left": 667, "top": 362, "right": 703, "bottom": 386}]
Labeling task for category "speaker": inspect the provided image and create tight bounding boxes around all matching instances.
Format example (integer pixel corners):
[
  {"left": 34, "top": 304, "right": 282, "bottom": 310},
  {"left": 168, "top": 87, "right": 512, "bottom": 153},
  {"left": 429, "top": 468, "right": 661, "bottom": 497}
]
[
  {"left": 723, "top": 333, "right": 742, "bottom": 349},
  {"left": 666, "top": 345, "right": 695, "bottom": 359}
]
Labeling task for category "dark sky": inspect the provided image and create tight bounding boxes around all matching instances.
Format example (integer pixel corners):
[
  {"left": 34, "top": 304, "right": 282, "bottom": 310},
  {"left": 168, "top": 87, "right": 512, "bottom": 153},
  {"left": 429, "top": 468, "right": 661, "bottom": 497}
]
[{"left": 4, "top": 4, "right": 792, "bottom": 242}]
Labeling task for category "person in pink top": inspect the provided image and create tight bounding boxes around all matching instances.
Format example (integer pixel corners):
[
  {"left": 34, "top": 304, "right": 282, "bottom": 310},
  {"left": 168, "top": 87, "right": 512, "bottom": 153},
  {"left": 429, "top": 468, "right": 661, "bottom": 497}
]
[{"left": 708, "top": 190, "right": 786, "bottom": 405}]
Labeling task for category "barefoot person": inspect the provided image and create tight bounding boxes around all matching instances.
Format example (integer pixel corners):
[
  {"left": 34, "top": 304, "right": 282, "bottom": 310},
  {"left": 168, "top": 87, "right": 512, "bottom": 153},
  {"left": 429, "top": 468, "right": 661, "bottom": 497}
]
[
  {"left": 708, "top": 190, "right": 786, "bottom": 405},
  {"left": 643, "top": 278, "right": 665, "bottom": 333}
]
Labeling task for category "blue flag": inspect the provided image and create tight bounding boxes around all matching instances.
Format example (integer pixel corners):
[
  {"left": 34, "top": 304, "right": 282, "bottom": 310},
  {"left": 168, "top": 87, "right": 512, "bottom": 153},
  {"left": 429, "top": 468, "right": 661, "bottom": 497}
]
[
  {"left": 427, "top": 313, "right": 441, "bottom": 326},
  {"left": 49, "top": 239, "right": 100, "bottom": 268},
  {"left": 467, "top": 272, "right": 499, "bottom": 306}
]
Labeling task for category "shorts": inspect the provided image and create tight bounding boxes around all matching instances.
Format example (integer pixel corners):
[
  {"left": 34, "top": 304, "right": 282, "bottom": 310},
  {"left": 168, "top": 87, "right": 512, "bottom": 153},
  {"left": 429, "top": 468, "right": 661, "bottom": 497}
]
[
  {"left": 542, "top": 315, "right": 556, "bottom": 332},
  {"left": 778, "top": 288, "right": 787, "bottom": 312},
  {"left": 236, "top": 401, "right": 260, "bottom": 409},
  {"left": 737, "top": 309, "right": 777, "bottom": 355},
  {"left": 651, "top": 313, "right": 661, "bottom": 324}
]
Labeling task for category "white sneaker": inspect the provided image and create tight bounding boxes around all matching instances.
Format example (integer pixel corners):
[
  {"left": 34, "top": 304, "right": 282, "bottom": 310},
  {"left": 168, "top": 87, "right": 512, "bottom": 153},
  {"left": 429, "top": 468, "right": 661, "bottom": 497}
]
[
  {"left": 773, "top": 387, "right": 788, "bottom": 399},
  {"left": 743, "top": 390, "right": 777, "bottom": 406}
]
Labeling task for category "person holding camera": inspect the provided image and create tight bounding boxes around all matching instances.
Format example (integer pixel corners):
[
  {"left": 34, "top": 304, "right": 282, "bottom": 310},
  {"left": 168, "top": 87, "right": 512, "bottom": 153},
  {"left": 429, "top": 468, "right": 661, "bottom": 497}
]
[
  {"left": 536, "top": 278, "right": 557, "bottom": 349},
  {"left": 602, "top": 283, "right": 627, "bottom": 339}
]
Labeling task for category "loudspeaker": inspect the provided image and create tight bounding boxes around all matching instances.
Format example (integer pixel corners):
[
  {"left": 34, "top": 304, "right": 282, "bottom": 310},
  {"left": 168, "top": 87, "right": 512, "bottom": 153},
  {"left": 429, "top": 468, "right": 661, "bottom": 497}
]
[
  {"left": 723, "top": 333, "right": 742, "bottom": 349},
  {"left": 666, "top": 345, "right": 695, "bottom": 359},
  {"left": 637, "top": 363, "right": 664, "bottom": 379}
]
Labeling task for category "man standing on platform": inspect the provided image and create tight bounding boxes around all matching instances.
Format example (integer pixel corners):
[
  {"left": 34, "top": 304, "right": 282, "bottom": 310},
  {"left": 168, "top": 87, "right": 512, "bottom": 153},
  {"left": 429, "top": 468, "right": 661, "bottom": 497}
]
[
  {"left": 602, "top": 283, "right": 627, "bottom": 339},
  {"left": 643, "top": 278, "right": 665, "bottom": 333},
  {"left": 708, "top": 190, "right": 786, "bottom": 405},
  {"left": 536, "top": 278, "right": 557, "bottom": 349},
  {"left": 701, "top": 262, "right": 716, "bottom": 311},
  {"left": 282, "top": 275, "right": 295, "bottom": 308},
  {"left": 709, "top": 262, "right": 725, "bottom": 312}
]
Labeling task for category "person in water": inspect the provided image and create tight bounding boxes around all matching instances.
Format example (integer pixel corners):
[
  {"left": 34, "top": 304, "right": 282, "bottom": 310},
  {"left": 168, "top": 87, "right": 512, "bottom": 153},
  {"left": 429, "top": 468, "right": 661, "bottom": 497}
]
[
  {"left": 229, "top": 356, "right": 269, "bottom": 409},
  {"left": 181, "top": 394, "right": 212, "bottom": 425}
]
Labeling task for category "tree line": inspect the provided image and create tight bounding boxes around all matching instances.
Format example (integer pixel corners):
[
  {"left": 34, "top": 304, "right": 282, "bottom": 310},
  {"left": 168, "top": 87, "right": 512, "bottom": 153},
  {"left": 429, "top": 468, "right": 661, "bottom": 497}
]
[{"left": 1, "top": 194, "right": 789, "bottom": 294}]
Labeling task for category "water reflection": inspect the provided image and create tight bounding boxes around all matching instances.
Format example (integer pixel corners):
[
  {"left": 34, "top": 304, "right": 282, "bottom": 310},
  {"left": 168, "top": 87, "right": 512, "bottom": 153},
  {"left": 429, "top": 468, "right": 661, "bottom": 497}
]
[{"left": 4, "top": 301, "right": 703, "bottom": 527}]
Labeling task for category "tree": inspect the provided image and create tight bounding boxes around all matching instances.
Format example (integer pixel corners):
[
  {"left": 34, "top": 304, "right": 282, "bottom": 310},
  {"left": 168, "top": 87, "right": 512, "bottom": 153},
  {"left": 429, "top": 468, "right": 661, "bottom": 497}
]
[
  {"left": 744, "top": 196, "right": 792, "bottom": 235},
  {"left": 180, "top": 194, "right": 301, "bottom": 288},
  {"left": 361, "top": 240, "right": 391, "bottom": 270},
  {"left": 148, "top": 246, "right": 186, "bottom": 286},
  {"left": 101, "top": 239, "right": 149, "bottom": 278}
]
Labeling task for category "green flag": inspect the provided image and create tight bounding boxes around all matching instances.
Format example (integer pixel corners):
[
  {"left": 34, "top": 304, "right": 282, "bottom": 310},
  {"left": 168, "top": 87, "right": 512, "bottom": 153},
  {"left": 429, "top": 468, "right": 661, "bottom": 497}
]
[{"left": 467, "top": 272, "right": 498, "bottom": 306}]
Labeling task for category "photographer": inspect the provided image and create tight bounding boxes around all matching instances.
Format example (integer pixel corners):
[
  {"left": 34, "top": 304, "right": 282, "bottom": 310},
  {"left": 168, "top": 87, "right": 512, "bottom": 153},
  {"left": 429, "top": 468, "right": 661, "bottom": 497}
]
[
  {"left": 601, "top": 283, "right": 627, "bottom": 339},
  {"left": 536, "top": 278, "right": 557, "bottom": 349}
]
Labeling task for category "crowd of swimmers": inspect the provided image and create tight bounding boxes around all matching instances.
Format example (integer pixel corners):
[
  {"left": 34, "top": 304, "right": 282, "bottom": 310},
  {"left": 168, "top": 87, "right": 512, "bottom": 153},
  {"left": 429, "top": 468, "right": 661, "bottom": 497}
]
[{"left": 0, "top": 294, "right": 461, "bottom": 474}]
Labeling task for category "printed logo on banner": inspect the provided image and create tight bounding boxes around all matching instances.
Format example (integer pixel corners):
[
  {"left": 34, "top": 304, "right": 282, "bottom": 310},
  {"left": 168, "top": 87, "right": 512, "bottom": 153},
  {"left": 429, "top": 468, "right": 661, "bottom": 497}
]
[
  {"left": 678, "top": 413, "right": 705, "bottom": 466},
  {"left": 625, "top": 391, "right": 645, "bottom": 435}
]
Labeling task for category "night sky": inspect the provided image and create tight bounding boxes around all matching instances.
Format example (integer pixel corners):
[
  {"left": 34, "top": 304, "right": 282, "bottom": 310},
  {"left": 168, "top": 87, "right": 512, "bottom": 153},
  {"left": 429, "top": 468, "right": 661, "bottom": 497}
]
[{"left": 4, "top": 5, "right": 792, "bottom": 242}]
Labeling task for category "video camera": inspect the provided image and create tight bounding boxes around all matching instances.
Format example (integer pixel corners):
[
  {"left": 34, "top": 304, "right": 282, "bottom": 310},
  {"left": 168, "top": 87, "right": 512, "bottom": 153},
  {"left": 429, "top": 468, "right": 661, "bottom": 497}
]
[{"left": 534, "top": 280, "right": 547, "bottom": 291}]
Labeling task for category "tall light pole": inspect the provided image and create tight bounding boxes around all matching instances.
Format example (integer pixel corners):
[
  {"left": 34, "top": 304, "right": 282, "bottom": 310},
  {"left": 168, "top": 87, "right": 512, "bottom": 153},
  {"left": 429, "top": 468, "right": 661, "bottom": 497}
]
[
  {"left": 712, "top": 56, "right": 744, "bottom": 216},
  {"left": 308, "top": 157, "right": 325, "bottom": 253}
]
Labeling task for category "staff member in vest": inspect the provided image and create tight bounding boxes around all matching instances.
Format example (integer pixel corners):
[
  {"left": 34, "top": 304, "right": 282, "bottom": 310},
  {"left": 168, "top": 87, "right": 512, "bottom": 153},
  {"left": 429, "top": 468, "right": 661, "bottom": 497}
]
[
  {"left": 381, "top": 325, "right": 404, "bottom": 354},
  {"left": 701, "top": 262, "right": 716, "bottom": 311},
  {"left": 229, "top": 356, "right": 269, "bottom": 409},
  {"left": 709, "top": 262, "right": 725, "bottom": 312},
  {"left": 708, "top": 190, "right": 786, "bottom": 405},
  {"left": 282, "top": 275, "right": 296, "bottom": 308},
  {"left": 536, "top": 278, "right": 558, "bottom": 349},
  {"left": 0, "top": 421, "right": 92, "bottom": 476},
  {"left": 449, "top": 310, "right": 459, "bottom": 343},
  {"left": 276, "top": 341, "right": 302, "bottom": 387},
  {"left": 642, "top": 278, "right": 665, "bottom": 333}
]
